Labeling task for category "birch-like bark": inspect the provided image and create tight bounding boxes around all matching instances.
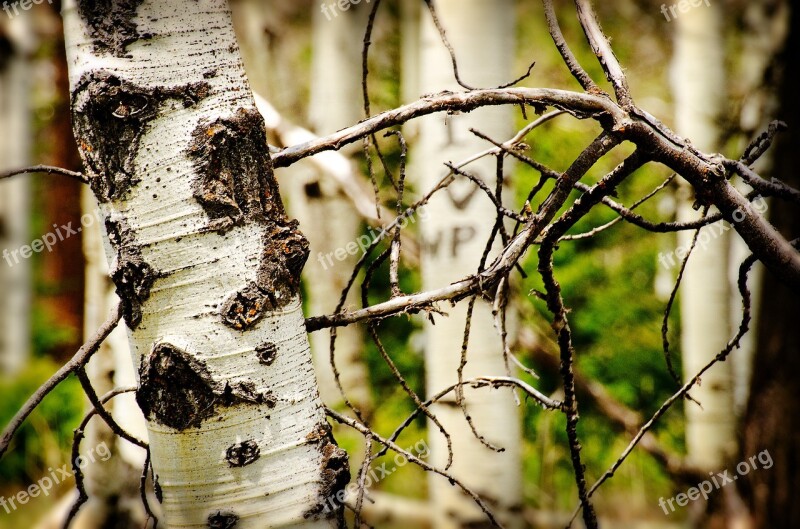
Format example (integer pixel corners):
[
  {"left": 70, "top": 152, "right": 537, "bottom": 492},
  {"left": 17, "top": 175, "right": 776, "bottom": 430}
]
[
  {"left": 670, "top": 3, "right": 736, "bottom": 470},
  {"left": 232, "top": 0, "right": 372, "bottom": 411},
  {"left": 0, "top": 16, "right": 33, "bottom": 376},
  {"left": 413, "top": 2, "right": 522, "bottom": 527},
  {"left": 63, "top": 1, "right": 348, "bottom": 527}
]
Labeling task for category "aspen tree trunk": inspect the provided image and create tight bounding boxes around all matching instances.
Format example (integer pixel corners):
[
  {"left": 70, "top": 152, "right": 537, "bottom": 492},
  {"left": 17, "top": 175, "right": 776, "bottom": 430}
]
[
  {"left": 401, "top": 0, "right": 421, "bottom": 140},
  {"left": 413, "top": 2, "right": 522, "bottom": 527},
  {"left": 62, "top": 1, "right": 348, "bottom": 527},
  {"left": 670, "top": 0, "right": 736, "bottom": 486},
  {"left": 0, "top": 16, "right": 33, "bottom": 376}
]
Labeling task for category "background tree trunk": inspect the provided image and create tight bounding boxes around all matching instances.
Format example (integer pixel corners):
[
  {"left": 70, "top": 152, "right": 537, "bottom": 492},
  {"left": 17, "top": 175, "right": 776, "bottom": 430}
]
[
  {"left": 294, "top": 1, "right": 372, "bottom": 412},
  {"left": 670, "top": 1, "right": 737, "bottom": 476},
  {"left": 0, "top": 15, "right": 33, "bottom": 376},
  {"left": 413, "top": 2, "right": 523, "bottom": 527},
  {"left": 62, "top": 0, "right": 348, "bottom": 526}
]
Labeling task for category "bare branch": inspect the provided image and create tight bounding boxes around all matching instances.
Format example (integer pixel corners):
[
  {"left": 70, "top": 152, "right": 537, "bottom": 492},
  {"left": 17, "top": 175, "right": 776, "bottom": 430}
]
[
  {"left": 0, "top": 304, "right": 122, "bottom": 459},
  {"left": 272, "top": 88, "right": 617, "bottom": 168},
  {"left": 0, "top": 164, "right": 87, "bottom": 183},
  {"left": 541, "top": 0, "right": 601, "bottom": 93},
  {"left": 574, "top": 0, "right": 633, "bottom": 107},
  {"left": 327, "top": 407, "right": 505, "bottom": 528}
]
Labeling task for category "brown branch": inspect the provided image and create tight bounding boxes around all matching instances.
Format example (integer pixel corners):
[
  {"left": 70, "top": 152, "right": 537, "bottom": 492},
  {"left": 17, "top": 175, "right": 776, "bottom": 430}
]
[
  {"left": 541, "top": 0, "right": 601, "bottom": 93},
  {"left": 271, "top": 88, "right": 617, "bottom": 168},
  {"left": 574, "top": 0, "right": 633, "bottom": 107},
  {"left": 0, "top": 164, "right": 88, "bottom": 183},
  {"left": 0, "top": 304, "right": 122, "bottom": 460}
]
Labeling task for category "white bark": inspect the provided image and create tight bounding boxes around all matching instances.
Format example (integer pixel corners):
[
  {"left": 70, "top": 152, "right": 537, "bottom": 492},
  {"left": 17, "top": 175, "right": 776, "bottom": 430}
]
[
  {"left": 413, "top": 2, "right": 522, "bottom": 527},
  {"left": 0, "top": 16, "right": 33, "bottom": 376},
  {"left": 62, "top": 1, "right": 346, "bottom": 527},
  {"left": 670, "top": 3, "right": 736, "bottom": 469}
]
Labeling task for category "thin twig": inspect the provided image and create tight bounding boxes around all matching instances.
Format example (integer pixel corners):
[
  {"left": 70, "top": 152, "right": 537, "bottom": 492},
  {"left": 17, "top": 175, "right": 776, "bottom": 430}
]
[
  {"left": 0, "top": 164, "right": 88, "bottom": 183},
  {"left": 1, "top": 304, "right": 122, "bottom": 459}
]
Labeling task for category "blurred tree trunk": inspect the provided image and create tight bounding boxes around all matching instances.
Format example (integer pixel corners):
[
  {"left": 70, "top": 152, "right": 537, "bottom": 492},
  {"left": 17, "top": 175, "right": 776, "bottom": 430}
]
[
  {"left": 741, "top": 2, "right": 800, "bottom": 527},
  {"left": 0, "top": 16, "right": 33, "bottom": 375},
  {"left": 413, "top": 2, "right": 523, "bottom": 527},
  {"left": 38, "top": 6, "right": 85, "bottom": 363},
  {"left": 671, "top": 0, "right": 736, "bottom": 473},
  {"left": 63, "top": 0, "right": 347, "bottom": 526},
  {"left": 296, "top": 0, "right": 372, "bottom": 412}
]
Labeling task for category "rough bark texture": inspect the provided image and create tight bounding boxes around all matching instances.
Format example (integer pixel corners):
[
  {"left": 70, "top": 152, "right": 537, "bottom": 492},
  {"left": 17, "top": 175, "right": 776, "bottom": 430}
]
[
  {"left": 741, "top": 3, "right": 800, "bottom": 526},
  {"left": 63, "top": 1, "right": 347, "bottom": 527}
]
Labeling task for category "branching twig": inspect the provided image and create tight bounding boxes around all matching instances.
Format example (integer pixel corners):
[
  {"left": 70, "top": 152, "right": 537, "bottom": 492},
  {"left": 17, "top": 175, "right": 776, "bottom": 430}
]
[{"left": 327, "top": 407, "right": 505, "bottom": 528}]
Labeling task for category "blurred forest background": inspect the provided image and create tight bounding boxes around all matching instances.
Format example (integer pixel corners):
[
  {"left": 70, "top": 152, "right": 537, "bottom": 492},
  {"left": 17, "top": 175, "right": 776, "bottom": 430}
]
[{"left": 0, "top": 1, "right": 797, "bottom": 528}]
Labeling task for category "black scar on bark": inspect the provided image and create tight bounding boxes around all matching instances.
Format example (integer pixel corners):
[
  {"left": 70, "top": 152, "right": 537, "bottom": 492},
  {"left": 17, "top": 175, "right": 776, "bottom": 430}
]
[
  {"left": 72, "top": 70, "right": 210, "bottom": 201},
  {"left": 219, "top": 220, "right": 309, "bottom": 330},
  {"left": 187, "top": 108, "right": 309, "bottom": 328},
  {"left": 225, "top": 440, "right": 260, "bottom": 468},
  {"left": 188, "top": 108, "right": 284, "bottom": 233},
  {"left": 303, "top": 422, "right": 350, "bottom": 522},
  {"left": 137, "top": 343, "right": 274, "bottom": 431},
  {"left": 105, "top": 217, "right": 160, "bottom": 329},
  {"left": 255, "top": 342, "right": 278, "bottom": 365},
  {"left": 207, "top": 511, "right": 238, "bottom": 529},
  {"left": 153, "top": 475, "right": 162, "bottom": 503},
  {"left": 77, "top": 0, "right": 149, "bottom": 57}
]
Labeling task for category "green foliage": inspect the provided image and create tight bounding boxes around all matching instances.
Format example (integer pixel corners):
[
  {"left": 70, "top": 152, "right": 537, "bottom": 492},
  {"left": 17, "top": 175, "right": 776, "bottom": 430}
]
[
  {"left": 30, "top": 304, "right": 78, "bottom": 357},
  {"left": 0, "top": 358, "right": 83, "bottom": 485}
]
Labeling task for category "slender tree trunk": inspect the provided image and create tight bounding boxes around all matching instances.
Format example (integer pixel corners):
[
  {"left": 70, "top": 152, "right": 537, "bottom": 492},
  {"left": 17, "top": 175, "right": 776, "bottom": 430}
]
[
  {"left": 671, "top": 2, "right": 737, "bottom": 474},
  {"left": 63, "top": 1, "right": 348, "bottom": 527},
  {"left": 0, "top": 16, "right": 33, "bottom": 376},
  {"left": 413, "top": 2, "right": 522, "bottom": 527}
]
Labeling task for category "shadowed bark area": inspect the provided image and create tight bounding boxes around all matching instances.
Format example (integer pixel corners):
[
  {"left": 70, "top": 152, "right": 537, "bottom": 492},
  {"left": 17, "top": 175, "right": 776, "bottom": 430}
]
[{"left": 741, "top": 4, "right": 800, "bottom": 526}]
